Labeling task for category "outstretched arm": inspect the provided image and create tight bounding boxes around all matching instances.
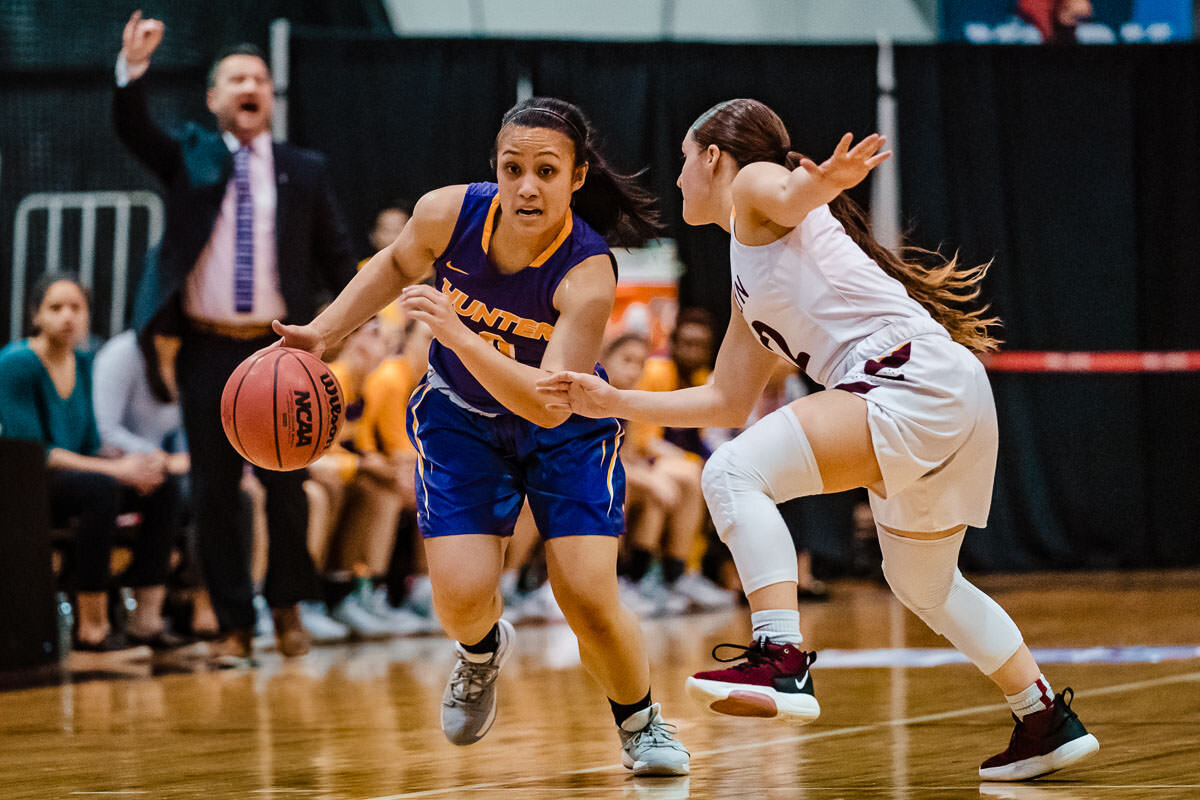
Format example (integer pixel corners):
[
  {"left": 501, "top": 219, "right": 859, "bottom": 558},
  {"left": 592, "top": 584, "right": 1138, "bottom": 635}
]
[
  {"left": 539, "top": 298, "right": 780, "bottom": 429},
  {"left": 273, "top": 185, "right": 461, "bottom": 357},
  {"left": 112, "top": 11, "right": 178, "bottom": 182},
  {"left": 732, "top": 132, "right": 891, "bottom": 229}
]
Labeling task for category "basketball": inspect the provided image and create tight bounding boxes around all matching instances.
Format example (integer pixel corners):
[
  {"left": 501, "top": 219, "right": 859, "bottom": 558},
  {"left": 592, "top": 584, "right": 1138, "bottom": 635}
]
[{"left": 220, "top": 347, "right": 344, "bottom": 471}]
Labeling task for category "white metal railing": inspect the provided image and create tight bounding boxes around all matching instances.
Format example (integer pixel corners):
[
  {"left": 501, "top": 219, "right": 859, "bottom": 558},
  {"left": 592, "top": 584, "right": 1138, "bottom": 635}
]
[{"left": 10, "top": 190, "right": 164, "bottom": 341}]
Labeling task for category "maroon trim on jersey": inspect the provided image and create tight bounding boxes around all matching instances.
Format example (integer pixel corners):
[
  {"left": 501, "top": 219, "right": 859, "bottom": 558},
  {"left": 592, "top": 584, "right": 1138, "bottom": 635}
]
[{"left": 833, "top": 381, "right": 877, "bottom": 395}]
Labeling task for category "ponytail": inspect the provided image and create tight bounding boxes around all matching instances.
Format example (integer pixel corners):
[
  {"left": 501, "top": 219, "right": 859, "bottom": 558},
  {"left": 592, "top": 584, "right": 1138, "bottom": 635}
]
[
  {"left": 696, "top": 99, "right": 1001, "bottom": 353},
  {"left": 826, "top": 193, "right": 1001, "bottom": 353}
]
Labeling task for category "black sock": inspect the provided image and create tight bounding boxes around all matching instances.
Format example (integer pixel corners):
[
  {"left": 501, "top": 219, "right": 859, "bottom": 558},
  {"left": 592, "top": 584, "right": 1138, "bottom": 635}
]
[
  {"left": 322, "top": 577, "right": 353, "bottom": 609},
  {"left": 610, "top": 690, "right": 652, "bottom": 727},
  {"left": 661, "top": 556, "right": 686, "bottom": 586},
  {"left": 461, "top": 623, "right": 500, "bottom": 655},
  {"left": 626, "top": 547, "right": 654, "bottom": 583}
]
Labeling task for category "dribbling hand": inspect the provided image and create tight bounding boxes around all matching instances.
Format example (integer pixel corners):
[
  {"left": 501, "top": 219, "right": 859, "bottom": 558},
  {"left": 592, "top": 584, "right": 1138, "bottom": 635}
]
[
  {"left": 271, "top": 320, "right": 327, "bottom": 359},
  {"left": 536, "top": 371, "right": 620, "bottom": 419},
  {"left": 799, "top": 132, "right": 891, "bottom": 192}
]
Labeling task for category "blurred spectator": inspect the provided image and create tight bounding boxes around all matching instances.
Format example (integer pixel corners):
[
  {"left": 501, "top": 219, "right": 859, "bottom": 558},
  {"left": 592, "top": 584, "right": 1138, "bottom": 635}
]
[
  {"left": 306, "top": 318, "right": 432, "bottom": 637},
  {"left": 0, "top": 274, "right": 175, "bottom": 654},
  {"left": 606, "top": 333, "right": 735, "bottom": 615},
  {"left": 361, "top": 199, "right": 416, "bottom": 341},
  {"left": 638, "top": 308, "right": 721, "bottom": 459},
  {"left": 355, "top": 317, "right": 438, "bottom": 632},
  {"left": 92, "top": 327, "right": 204, "bottom": 646},
  {"left": 1018, "top": 0, "right": 1095, "bottom": 43},
  {"left": 113, "top": 13, "right": 357, "bottom": 665}
]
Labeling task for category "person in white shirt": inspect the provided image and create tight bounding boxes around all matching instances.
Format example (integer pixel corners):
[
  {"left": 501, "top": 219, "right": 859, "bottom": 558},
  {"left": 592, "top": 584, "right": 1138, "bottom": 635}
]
[{"left": 539, "top": 98, "right": 1098, "bottom": 782}]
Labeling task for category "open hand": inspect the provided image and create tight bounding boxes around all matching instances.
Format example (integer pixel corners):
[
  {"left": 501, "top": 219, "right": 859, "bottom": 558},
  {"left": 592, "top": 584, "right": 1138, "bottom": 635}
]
[
  {"left": 798, "top": 132, "right": 891, "bottom": 192},
  {"left": 536, "top": 371, "right": 620, "bottom": 419},
  {"left": 121, "top": 11, "right": 164, "bottom": 79}
]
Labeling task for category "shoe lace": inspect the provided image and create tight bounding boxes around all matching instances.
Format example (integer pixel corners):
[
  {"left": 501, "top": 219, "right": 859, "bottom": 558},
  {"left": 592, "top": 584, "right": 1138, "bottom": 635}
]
[
  {"left": 448, "top": 659, "right": 499, "bottom": 704},
  {"left": 709, "top": 639, "right": 815, "bottom": 672},
  {"left": 628, "top": 719, "right": 686, "bottom": 753},
  {"left": 710, "top": 638, "right": 772, "bottom": 671}
]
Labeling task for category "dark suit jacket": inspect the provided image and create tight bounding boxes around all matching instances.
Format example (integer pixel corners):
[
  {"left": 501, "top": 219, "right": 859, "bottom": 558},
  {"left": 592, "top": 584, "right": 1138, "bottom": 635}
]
[{"left": 113, "top": 79, "right": 356, "bottom": 333}]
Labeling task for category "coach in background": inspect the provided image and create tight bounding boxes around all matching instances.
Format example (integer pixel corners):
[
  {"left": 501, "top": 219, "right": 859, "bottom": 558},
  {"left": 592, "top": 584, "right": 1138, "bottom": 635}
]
[{"left": 113, "top": 11, "right": 357, "bottom": 665}]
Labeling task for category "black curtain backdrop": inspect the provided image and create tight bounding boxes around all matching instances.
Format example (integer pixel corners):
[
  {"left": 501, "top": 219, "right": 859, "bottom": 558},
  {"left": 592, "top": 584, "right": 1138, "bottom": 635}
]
[
  {"left": 288, "top": 31, "right": 522, "bottom": 260},
  {"left": 3, "top": 30, "right": 1198, "bottom": 571},
  {"left": 895, "top": 44, "right": 1200, "bottom": 570}
]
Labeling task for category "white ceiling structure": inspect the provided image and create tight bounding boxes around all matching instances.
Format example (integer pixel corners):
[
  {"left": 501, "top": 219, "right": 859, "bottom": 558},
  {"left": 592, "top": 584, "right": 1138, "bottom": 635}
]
[{"left": 379, "top": 0, "right": 938, "bottom": 43}]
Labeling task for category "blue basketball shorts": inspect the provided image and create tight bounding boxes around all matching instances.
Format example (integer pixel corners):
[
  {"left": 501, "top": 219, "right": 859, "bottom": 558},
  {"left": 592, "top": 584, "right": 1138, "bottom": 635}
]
[{"left": 405, "top": 378, "right": 626, "bottom": 539}]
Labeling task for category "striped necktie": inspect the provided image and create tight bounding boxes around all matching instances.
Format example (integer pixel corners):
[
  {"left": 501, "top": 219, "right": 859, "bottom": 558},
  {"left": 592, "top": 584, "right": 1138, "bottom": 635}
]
[{"left": 233, "top": 144, "right": 254, "bottom": 313}]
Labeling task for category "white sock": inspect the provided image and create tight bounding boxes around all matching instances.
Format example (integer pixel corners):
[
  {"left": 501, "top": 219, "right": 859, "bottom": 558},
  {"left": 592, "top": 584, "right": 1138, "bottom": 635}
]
[
  {"left": 1006, "top": 674, "right": 1054, "bottom": 719},
  {"left": 750, "top": 609, "right": 803, "bottom": 645}
]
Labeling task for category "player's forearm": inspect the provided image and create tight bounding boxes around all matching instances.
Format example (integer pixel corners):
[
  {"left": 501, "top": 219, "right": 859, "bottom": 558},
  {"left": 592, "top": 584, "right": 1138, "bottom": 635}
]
[
  {"left": 312, "top": 250, "right": 413, "bottom": 349},
  {"left": 46, "top": 448, "right": 117, "bottom": 477},
  {"left": 451, "top": 336, "right": 570, "bottom": 428},
  {"left": 616, "top": 383, "right": 751, "bottom": 429}
]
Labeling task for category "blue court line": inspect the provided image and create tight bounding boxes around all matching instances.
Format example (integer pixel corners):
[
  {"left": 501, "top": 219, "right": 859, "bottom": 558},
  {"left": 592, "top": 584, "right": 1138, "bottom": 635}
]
[{"left": 813, "top": 645, "right": 1200, "bottom": 668}]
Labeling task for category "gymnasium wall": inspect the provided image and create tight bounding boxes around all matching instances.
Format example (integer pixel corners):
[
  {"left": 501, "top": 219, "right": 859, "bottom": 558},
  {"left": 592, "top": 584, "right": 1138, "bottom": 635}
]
[{"left": 1, "top": 24, "right": 1197, "bottom": 571}]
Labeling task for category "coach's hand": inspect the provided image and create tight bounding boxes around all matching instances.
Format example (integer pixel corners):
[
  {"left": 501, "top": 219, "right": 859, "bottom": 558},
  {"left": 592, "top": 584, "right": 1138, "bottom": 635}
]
[
  {"left": 121, "top": 10, "right": 164, "bottom": 82},
  {"left": 271, "top": 320, "right": 327, "bottom": 359}
]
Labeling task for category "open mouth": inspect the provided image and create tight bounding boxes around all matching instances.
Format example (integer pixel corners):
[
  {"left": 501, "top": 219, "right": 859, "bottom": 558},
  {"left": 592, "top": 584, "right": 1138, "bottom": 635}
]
[
  {"left": 515, "top": 208, "right": 542, "bottom": 217},
  {"left": 239, "top": 101, "right": 260, "bottom": 113}
]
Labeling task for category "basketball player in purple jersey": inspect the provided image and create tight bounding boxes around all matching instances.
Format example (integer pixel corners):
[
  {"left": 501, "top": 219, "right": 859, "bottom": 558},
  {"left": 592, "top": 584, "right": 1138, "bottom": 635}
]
[
  {"left": 540, "top": 99, "right": 1098, "bottom": 781},
  {"left": 274, "top": 98, "right": 688, "bottom": 776}
]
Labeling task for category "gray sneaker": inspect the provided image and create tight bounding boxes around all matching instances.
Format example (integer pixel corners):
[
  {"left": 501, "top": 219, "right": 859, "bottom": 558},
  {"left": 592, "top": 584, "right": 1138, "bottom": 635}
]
[
  {"left": 619, "top": 703, "right": 690, "bottom": 776},
  {"left": 441, "top": 618, "right": 515, "bottom": 746}
]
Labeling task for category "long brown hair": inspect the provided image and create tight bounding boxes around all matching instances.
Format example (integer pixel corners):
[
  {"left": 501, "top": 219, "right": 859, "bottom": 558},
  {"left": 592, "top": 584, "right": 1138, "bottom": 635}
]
[{"left": 690, "top": 99, "right": 1000, "bottom": 353}]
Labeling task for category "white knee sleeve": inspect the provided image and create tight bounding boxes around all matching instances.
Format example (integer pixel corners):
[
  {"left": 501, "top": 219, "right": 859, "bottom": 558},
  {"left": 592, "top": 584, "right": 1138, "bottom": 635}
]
[
  {"left": 701, "top": 407, "right": 823, "bottom": 594},
  {"left": 878, "top": 527, "right": 1023, "bottom": 675}
]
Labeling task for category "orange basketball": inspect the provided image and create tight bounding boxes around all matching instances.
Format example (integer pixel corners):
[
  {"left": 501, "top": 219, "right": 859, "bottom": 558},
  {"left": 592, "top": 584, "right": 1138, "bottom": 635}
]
[{"left": 220, "top": 347, "right": 344, "bottom": 471}]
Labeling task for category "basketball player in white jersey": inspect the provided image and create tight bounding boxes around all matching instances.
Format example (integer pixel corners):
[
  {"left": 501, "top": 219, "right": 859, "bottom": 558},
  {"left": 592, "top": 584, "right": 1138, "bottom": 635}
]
[{"left": 538, "top": 99, "right": 1098, "bottom": 782}]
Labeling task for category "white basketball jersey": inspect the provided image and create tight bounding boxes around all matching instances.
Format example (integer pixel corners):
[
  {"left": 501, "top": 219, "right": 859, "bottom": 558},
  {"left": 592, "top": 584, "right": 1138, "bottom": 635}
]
[{"left": 730, "top": 204, "right": 946, "bottom": 387}]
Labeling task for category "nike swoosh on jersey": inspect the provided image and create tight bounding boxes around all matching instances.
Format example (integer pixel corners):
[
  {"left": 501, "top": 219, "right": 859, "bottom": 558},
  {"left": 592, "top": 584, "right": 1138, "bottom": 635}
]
[{"left": 444, "top": 261, "right": 469, "bottom": 275}]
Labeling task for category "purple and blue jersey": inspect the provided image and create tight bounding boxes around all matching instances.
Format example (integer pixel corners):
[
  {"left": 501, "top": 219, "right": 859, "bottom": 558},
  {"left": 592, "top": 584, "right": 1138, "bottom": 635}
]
[
  {"left": 427, "top": 182, "right": 613, "bottom": 415},
  {"left": 407, "top": 182, "right": 625, "bottom": 539}
]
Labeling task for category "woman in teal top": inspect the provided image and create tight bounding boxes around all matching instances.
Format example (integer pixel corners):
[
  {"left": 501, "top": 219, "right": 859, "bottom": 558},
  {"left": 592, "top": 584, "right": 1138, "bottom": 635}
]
[{"left": 0, "top": 274, "right": 178, "bottom": 651}]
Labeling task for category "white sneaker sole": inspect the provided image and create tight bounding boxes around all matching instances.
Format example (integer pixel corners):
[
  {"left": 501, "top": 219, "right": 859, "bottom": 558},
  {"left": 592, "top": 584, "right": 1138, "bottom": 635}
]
[
  {"left": 979, "top": 733, "right": 1100, "bottom": 781},
  {"left": 621, "top": 751, "right": 691, "bottom": 776},
  {"left": 685, "top": 676, "right": 820, "bottom": 724}
]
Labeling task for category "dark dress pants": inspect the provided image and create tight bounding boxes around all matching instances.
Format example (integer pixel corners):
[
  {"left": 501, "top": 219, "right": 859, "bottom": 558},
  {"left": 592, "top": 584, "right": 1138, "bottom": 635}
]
[
  {"left": 178, "top": 328, "right": 318, "bottom": 633},
  {"left": 49, "top": 470, "right": 178, "bottom": 592}
]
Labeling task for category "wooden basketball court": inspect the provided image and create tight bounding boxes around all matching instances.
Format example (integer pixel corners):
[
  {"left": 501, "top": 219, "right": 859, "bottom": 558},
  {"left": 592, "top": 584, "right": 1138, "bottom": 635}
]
[{"left": 2, "top": 570, "right": 1198, "bottom": 799}]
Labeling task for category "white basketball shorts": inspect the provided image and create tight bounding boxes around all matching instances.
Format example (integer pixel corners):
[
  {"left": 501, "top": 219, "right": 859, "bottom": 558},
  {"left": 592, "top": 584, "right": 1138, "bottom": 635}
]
[{"left": 832, "top": 332, "right": 998, "bottom": 532}]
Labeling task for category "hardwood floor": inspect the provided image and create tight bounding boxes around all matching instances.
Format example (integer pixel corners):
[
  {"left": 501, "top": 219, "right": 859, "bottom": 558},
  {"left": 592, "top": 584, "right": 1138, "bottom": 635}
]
[{"left": 2, "top": 570, "right": 1198, "bottom": 799}]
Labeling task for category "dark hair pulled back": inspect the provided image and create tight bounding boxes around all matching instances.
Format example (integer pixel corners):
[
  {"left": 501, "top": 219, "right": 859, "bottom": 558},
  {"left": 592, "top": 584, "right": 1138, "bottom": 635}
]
[{"left": 495, "top": 97, "right": 663, "bottom": 249}]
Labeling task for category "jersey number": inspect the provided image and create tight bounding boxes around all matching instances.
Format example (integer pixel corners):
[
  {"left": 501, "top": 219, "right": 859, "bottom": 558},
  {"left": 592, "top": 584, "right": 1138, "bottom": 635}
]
[
  {"left": 479, "top": 331, "right": 516, "bottom": 359},
  {"left": 751, "top": 320, "right": 810, "bottom": 371}
]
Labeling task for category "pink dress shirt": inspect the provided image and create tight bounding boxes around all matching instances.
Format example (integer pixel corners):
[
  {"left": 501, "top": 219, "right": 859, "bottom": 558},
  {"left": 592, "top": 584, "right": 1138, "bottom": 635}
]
[{"left": 183, "top": 131, "right": 287, "bottom": 325}]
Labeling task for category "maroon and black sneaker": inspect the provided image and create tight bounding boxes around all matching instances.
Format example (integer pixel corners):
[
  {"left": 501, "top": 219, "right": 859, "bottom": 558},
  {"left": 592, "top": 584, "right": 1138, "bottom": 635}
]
[
  {"left": 979, "top": 688, "right": 1099, "bottom": 781},
  {"left": 685, "top": 638, "right": 820, "bottom": 724}
]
